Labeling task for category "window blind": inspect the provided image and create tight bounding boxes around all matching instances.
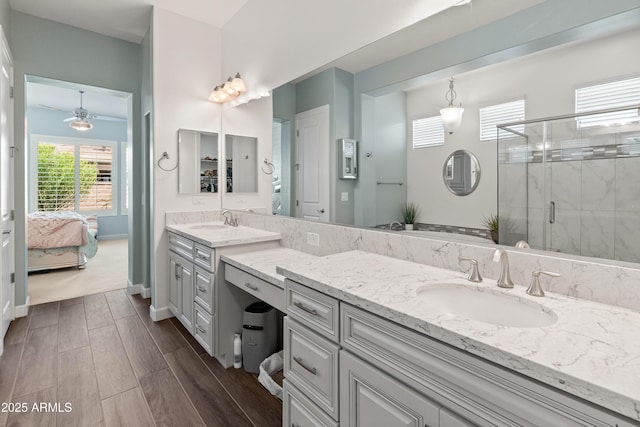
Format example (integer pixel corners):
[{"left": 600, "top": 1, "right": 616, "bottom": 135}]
[
  {"left": 575, "top": 77, "right": 640, "bottom": 128},
  {"left": 479, "top": 99, "right": 525, "bottom": 141},
  {"left": 412, "top": 116, "right": 444, "bottom": 149}
]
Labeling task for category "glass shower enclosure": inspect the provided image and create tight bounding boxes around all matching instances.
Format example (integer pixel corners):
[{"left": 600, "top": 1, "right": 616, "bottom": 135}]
[{"left": 497, "top": 105, "right": 640, "bottom": 263}]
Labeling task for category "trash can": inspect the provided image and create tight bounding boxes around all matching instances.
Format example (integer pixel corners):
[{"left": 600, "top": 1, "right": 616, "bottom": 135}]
[{"left": 242, "top": 301, "right": 277, "bottom": 373}]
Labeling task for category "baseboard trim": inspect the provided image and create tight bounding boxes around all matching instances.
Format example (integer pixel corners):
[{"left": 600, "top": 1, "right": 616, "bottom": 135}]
[
  {"left": 127, "top": 282, "right": 151, "bottom": 299},
  {"left": 150, "top": 305, "right": 172, "bottom": 321},
  {"left": 97, "top": 234, "right": 128, "bottom": 241},
  {"left": 14, "top": 297, "right": 29, "bottom": 318}
]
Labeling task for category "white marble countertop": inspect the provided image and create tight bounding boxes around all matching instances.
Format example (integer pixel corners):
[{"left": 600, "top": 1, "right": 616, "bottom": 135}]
[
  {"left": 166, "top": 222, "right": 281, "bottom": 248},
  {"left": 221, "top": 247, "right": 319, "bottom": 288},
  {"left": 277, "top": 250, "right": 640, "bottom": 421}
]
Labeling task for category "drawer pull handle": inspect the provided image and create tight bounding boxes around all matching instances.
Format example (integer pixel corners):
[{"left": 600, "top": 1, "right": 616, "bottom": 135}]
[
  {"left": 293, "top": 356, "right": 317, "bottom": 375},
  {"left": 245, "top": 283, "right": 259, "bottom": 291},
  {"left": 293, "top": 301, "right": 317, "bottom": 316},
  {"left": 196, "top": 325, "right": 206, "bottom": 333},
  {"left": 196, "top": 253, "right": 209, "bottom": 260},
  {"left": 197, "top": 286, "right": 207, "bottom": 292}
]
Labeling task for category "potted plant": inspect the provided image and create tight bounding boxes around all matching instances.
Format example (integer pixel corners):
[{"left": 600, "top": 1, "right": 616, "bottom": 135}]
[
  {"left": 401, "top": 202, "right": 419, "bottom": 230},
  {"left": 483, "top": 214, "right": 499, "bottom": 243}
]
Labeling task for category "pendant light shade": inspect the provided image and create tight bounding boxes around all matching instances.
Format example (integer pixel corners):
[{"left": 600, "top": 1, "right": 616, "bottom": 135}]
[{"left": 440, "top": 106, "right": 464, "bottom": 134}]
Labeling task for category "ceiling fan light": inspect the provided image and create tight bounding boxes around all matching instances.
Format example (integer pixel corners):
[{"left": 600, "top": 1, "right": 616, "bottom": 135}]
[{"left": 69, "top": 120, "right": 93, "bottom": 131}]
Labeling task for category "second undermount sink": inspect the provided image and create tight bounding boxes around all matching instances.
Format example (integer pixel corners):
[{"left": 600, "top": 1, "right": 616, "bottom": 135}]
[
  {"left": 416, "top": 284, "right": 557, "bottom": 328},
  {"left": 188, "top": 224, "right": 227, "bottom": 230}
]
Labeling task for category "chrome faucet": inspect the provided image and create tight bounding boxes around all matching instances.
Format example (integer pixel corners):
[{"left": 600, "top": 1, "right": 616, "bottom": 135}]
[
  {"left": 222, "top": 210, "right": 238, "bottom": 227},
  {"left": 492, "top": 249, "right": 514, "bottom": 288},
  {"left": 389, "top": 220, "right": 403, "bottom": 230},
  {"left": 526, "top": 270, "right": 560, "bottom": 297},
  {"left": 458, "top": 256, "right": 482, "bottom": 283}
]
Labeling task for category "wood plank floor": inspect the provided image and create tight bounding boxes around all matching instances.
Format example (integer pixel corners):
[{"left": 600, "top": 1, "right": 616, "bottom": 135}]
[{"left": 0, "top": 290, "right": 282, "bottom": 427}]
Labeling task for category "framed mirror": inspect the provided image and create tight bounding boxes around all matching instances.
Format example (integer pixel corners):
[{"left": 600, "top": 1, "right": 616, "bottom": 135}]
[
  {"left": 178, "top": 129, "right": 219, "bottom": 194},
  {"left": 443, "top": 150, "right": 480, "bottom": 196},
  {"left": 225, "top": 134, "right": 258, "bottom": 193}
]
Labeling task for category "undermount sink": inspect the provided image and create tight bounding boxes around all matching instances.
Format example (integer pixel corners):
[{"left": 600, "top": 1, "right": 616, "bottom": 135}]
[
  {"left": 416, "top": 284, "right": 558, "bottom": 328},
  {"left": 188, "top": 224, "right": 227, "bottom": 230}
]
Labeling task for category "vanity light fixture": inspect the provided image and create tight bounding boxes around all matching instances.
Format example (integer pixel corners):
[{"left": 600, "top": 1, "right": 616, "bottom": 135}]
[
  {"left": 209, "top": 73, "right": 247, "bottom": 104},
  {"left": 440, "top": 77, "right": 464, "bottom": 134}
]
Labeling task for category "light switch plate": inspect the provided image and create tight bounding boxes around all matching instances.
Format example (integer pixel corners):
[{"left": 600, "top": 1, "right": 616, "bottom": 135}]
[{"left": 341, "top": 192, "right": 349, "bottom": 202}]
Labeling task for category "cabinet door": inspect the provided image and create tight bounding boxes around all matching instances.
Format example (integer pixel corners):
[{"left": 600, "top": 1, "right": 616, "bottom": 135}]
[
  {"left": 168, "top": 252, "right": 181, "bottom": 319},
  {"left": 180, "top": 261, "right": 194, "bottom": 332},
  {"left": 340, "top": 350, "right": 440, "bottom": 427}
]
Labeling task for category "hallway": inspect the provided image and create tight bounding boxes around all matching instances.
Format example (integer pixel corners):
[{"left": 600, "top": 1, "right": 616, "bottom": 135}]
[{"left": 0, "top": 290, "right": 282, "bottom": 426}]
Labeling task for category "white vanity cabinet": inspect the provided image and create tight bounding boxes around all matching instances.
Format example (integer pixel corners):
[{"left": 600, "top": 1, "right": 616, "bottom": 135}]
[
  {"left": 167, "top": 227, "right": 282, "bottom": 367},
  {"left": 168, "top": 238, "right": 196, "bottom": 333},
  {"left": 168, "top": 232, "right": 213, "bottom": 347},
  {"left": 284, "top": 279, "right": 341, "bottom": 425}
]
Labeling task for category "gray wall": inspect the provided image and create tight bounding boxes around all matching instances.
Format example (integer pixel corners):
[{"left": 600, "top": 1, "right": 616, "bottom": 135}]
[
  {"left": 26, "top": 107, "right": 129, "bottom": 237},
  {"left": 12, "top": 11, "right": 142, "bottom": 306}
]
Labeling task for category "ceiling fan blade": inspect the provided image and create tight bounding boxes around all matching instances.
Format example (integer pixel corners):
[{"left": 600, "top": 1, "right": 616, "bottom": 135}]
[
  {"left": 39, "top": 104, "right": 70, "bottom": 112},
  {"left": 88, "top": 114, "right": 126, "bottom": 122},
  {"left": 63, "top": 117, "right": 77, "bottom": 122}
]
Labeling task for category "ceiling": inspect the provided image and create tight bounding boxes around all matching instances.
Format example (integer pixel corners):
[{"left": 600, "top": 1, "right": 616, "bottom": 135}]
[
  {"left": 26, "top": 78, "right": 129, "bottom": 120},
  {"left": 9, "top": 0, "right": 249, "bottom": 43}
]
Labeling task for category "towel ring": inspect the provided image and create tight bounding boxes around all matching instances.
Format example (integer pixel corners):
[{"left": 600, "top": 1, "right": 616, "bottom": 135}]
[
  {"left": 157, "top": 151, "right": 178, "bottom": 171},
  {"left": 261, "top": 158, "right": 275, "bottom": 175}
]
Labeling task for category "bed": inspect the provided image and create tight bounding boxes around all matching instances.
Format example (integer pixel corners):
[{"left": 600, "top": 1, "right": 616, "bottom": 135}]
[{"left": 27, "top": 211, "right": 99, "bottom": 272}]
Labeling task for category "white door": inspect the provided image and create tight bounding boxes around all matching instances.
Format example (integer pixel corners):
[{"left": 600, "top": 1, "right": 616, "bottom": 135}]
[
  {"left": 295, "top": 105, "right": 329, "bottom": 221},
  {"left": 0, "top": 28, "right": 13, "bottom": 342}
]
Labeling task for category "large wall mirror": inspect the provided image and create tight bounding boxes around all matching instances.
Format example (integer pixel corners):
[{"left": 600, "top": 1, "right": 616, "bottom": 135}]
[
  {"left": 443, "top": 150, "right": 480, "bottom": 196},
  {"left": 264, "top": 3, "right": 640, "bottom": 266},
  {"left": 225, "top": 134, "right": 258, "bottom": 193},
  {"left": 178, "top": 129, "right": 219, "bottom": 194}
]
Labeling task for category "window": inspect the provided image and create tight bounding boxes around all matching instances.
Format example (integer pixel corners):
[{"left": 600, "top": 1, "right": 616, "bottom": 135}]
[
  {"left": 479, "top": 99, "right": 525, "bottom": 141},
  {"left": 412, "top": 116, "right": 444, "bottom": 149},
  {"left": 30, "top": 135, "right": 118, "bottom": 215},
  {"left": 575, "top": 76, "right": 640, "bottom": 128}
]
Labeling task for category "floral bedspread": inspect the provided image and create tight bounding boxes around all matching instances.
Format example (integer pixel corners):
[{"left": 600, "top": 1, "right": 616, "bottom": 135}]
[{"left": 27, "top": 211, "right": 88, "bottom": 249}]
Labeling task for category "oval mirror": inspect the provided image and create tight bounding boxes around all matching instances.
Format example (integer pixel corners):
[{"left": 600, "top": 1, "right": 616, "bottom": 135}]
[{"left": 443, "top": 150, "right": 481, "bottom": 196}]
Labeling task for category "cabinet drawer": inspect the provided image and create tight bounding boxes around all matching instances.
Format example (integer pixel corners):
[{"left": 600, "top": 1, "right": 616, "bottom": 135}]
[
  {"left": 194, "top": 266, "right": 213, "bottom": 313},
  {"left": 285, "top": 279, "right": 339, "bottom": 342},
  {"left": 168, "top": 232, "right": 193, "bottom": 261},
  {"left": 285, "top": 318, "right": 340, "bottom": 420},
  {"left": 194, "top": 303, "right": 214, "bottom": 356},
  {"left": 284, "top": 380, "right": 339, "bottom": 427},
  {"left": 194, "top": 243, "right": 214, "bottom": 272},
  {"left": 225, "top": 264, "right": 284, "bottom": 312}
]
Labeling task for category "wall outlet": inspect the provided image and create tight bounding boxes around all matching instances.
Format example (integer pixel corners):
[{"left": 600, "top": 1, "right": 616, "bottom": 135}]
[
  {"left": 341, "top": 192, "right": 349, "bottom": 202},
  {"left": 307, "top": 232, "right": 320, "bottom": 246}
]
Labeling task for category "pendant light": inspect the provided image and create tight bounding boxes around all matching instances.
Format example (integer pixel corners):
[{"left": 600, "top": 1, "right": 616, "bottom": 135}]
[{"left": 440, "top": 77, "right": 464, "bottom": 134}]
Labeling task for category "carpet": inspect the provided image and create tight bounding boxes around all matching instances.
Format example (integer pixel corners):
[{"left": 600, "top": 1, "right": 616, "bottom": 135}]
[{"left": 28, "top": 239, "right": 129, "bottom": 306}]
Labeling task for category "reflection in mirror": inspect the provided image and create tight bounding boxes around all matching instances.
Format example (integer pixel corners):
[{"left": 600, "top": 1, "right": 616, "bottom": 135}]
[
  {"left": 178, "top": 129, "right": 219, "bottom": 194},
  {"left": 443, "top": 150, "right": 480, "bottom": 196},
  {"left": 225, "top": 134, "right": 258, "bottom": 193},
  {"left": 268, "top": 4, "right": 640, "bottom": 267}
]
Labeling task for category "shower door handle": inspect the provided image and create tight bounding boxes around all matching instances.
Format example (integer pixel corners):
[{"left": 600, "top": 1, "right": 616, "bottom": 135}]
[{"left": 549, "top": 201, "right": 555, "bottom": 224}]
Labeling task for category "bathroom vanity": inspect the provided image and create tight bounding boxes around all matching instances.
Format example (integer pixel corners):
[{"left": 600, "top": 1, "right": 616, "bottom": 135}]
[
  {"left": 165, "top": 222, "right": 281, "bottom": 366},
  {"left": 165, "top": 221, "right": 640, "bottom": 426}
]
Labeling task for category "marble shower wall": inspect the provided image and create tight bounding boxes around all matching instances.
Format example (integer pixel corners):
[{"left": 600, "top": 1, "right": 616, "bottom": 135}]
[
  {"left": 165, "top": 209, "right": 640, "bottom": 312},
  {"left": 525, "top": 157, "right": 640, "bottom": 263}
]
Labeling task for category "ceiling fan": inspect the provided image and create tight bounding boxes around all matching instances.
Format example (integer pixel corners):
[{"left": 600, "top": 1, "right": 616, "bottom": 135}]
[{"left": 39, "top": 90, "right": 126, "bottom": 131}]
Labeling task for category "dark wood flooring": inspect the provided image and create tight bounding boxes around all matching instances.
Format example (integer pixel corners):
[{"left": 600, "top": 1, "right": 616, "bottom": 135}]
[{"left": 0, "top": 290, "right": 282, "bottom": 427}]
